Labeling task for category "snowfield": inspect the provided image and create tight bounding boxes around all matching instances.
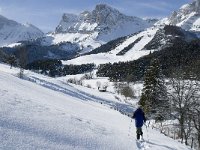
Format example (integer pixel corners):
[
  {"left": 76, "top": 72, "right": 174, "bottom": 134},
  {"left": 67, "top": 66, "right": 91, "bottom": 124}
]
[{"left": 0, "top": 63, "right": 191, "bottom": 150}]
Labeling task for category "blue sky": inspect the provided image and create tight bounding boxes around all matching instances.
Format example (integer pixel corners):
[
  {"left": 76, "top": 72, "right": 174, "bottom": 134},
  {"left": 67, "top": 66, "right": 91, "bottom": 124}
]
[{"left": 0, "top": 0, "right": 192, "bottom": 32}]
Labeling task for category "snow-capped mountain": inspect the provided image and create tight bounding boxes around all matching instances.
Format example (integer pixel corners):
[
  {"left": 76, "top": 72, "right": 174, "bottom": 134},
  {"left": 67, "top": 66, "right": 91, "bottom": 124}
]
[
  {"left": 43, "top": 4, "right": 156, "bottom": 53},
  {"left": 56, "top": 4, "right": 154, "bottom": 37},
  {"left": 0, "top": 15, "right": 44, "bottom": 47},
  {"left": 157, "top": 0, "right": 200, "bottom": 33},
  {"left": 62, "top": 1, "right": 200, "bottom": 66}
]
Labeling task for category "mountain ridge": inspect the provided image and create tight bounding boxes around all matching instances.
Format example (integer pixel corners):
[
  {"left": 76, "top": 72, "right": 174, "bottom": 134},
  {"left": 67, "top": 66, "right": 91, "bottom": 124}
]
[
  {"left": 0, "top": 15, "right": 44, "bottom": 47},
  {"left": 43, "top": 4, "right": 156, "bottom": 53},
  {"left": 157, "top": 0, "right": 200, "bottom": 33}
]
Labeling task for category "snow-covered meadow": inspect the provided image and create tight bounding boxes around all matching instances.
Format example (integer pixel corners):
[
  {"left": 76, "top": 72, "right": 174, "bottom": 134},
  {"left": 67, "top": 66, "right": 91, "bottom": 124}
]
[{"left": 0, "top": 63, "right": 192, "bottom": 150}]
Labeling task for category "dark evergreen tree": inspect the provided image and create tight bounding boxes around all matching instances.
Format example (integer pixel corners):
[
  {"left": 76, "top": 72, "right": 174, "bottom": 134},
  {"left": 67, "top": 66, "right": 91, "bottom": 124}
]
[
  {"left": 7, "top": 55, "right": 17, "bottom": 69},
  {"left": 139, "top": 58, "right": 169, "bottom": 120}
]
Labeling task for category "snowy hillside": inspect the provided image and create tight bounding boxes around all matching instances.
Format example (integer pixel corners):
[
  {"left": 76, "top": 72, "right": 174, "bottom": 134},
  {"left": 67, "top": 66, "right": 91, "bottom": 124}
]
[
  {"left": 0, "top": 63, "right": 191, "bottom": 150},
  {"left": 62, "top": 24, "right": 197, "bottom": 66},
  {"left": 157, "top": 0, "right": 200, "bottom": 33},
  {"left": 61, "top": 1, "right": 200, "bottom": 66},
  {"left": 0, "top": 15, "right": 44, "bottom": 47},
  {"left": 42, "top": 4, "right": 156, "bottom": 53},
  {"left": 62, "top": 27, "right": 158, "bottom": 65}
]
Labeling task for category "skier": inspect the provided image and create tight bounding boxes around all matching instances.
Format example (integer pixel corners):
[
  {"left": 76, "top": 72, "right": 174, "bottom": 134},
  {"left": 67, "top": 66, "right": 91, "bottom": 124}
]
[{"left": 132, "top": 106, "right": 146, "bottom": 140}]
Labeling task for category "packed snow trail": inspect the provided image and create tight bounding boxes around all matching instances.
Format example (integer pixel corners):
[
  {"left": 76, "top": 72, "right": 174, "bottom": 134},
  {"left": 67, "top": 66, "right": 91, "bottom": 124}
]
[{"left": 0, "top": 64, "right": 191, "bottom": 150}]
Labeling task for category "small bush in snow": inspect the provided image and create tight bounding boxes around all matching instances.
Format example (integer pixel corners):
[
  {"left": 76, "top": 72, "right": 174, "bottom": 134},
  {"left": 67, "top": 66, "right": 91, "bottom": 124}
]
[
  {"left": 120, "top": 85, "right": 135, "bottom": 100},
  {"left": 81, "top": 72, "right": 94, "bottom": 80},
  {"left": 86, "top": 84, "right": 92, "bottom": 88},
  {"left": 67, "top": 78, "right": 84, "bottom": 86}
]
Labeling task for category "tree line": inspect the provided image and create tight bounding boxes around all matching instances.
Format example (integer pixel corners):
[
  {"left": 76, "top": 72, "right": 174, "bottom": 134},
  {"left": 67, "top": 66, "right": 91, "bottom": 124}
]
[{"left": 97, "top": 39, "right": 200, "bottom": 82}]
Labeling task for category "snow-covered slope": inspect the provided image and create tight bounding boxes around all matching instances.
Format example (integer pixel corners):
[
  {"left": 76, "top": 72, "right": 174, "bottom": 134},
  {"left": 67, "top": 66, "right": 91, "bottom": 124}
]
[
  {"left": 157, "top": 0, "right": 200, "bottom": 32},
  {"left": 63, "top": 24, "right": 198, "bottom": 66},
  {"left": 0, "top": 15, "right": 44, "bottom": 47},
  {"left": 0, "top": 63, "right": 191, "bottom": 150},
  {"left": 62, "top": 27, "right": 158, "bottom": 65},
  {"left": 42, "top": 4, "right": 156, "bottom": 53}
]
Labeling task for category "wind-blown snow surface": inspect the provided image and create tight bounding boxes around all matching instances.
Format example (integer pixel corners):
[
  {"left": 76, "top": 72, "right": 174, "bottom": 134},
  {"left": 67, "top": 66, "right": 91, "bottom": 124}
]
[{"left": 0, "top": 63, "right": 191, "bottom": 150}]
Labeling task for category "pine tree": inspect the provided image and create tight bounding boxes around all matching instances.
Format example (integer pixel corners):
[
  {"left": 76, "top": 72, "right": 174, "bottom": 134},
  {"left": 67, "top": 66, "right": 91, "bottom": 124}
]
[{"left": 139, "top": 58, "right": 169, "bottom": 120}]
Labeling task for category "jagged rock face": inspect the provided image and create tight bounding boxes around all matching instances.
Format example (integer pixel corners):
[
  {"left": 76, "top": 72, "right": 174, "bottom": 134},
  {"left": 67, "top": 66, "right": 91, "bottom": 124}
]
[
  {"left": 56, "top": 13, "right": 79, "bottom": 33},
  {"left": 0, "top": 15, "right": 44, "bottom": 47},
  {"left": 91, "top": 4, "right": 131, "bottom": 26},
  {"left": 167, "top": 0, "right": 200, "bottom": 32},
  {"left": 169, "top": 2, "right": 196, "bottom": 25},
  {"left": 55, "top": 4, "right": 155, "bottom": 35}
]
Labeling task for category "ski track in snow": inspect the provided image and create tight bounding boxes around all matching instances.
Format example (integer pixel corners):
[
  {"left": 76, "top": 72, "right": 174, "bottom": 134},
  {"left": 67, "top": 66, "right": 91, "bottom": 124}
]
[{"left": 25, "top": 75, "right": 134, "bottom": 116}]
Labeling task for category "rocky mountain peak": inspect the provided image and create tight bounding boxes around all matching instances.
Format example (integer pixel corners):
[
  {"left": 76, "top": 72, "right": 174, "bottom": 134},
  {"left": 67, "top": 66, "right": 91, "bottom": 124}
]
[
  {"left": 91, "top": 4, "right": 129, "bottom": 25},
  {"left": 93, "top": 4, "right": 117, "bottom": 14},
  {"left": 159, "top": 0, "right": 200, "bottom": 32},
  {"left": 62, "top": 13, "right": 78, "bottom": 23},
  {"left": 55, "top": 4, "right": 150, "bottom": 34},
  {"left": 53, "top": 4, "right": 156, "bottom": 52}
]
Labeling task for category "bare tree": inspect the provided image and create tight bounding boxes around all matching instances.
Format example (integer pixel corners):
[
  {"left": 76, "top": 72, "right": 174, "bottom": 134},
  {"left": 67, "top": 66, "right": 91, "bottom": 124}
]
[
  {"left": 191, "top": 103, "right": 200, "bottom": 149},
  {"left": 113, "top": 82, "right": 125, "bottom": 94},
  {"left": 96, "top": 81, "right": 101, "bottom": 90},
  {"left": 168, "top": 77, "right": 200, "bottom": 145},
  {"left": 113, "top": 82, "right": 120, "bottom": 94},
  {"left": 83, "top": 72, "right": 94, "bottom": 80}
]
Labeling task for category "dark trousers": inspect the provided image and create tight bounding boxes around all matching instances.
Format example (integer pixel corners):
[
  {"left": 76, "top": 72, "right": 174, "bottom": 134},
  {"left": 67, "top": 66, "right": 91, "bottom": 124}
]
[{"left": 136, "top": 127, "right": 143, "bottom": 140}]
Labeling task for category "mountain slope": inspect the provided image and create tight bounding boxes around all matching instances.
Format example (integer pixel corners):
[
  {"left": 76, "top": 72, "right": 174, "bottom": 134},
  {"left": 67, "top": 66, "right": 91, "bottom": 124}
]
[
  {"left": 0, "top": 15, "right": 44, "bottom": 47},
  {"left": 0, "top": 63, "right": 191, "bottom": 150},
  {"left": 62, "top": 27, "right": 158, "bottom": 65},
  {"left": 62, "top": 25, "right": 197, "bottom": 65},
  {"left": 157, "top": 0, "right": 200, "bottom": 33},
  {"left": 42, "top": 4, "right": 156, "bottom": 53},
  {"left": 97, "top": 39, "right": 200, "bottom": 82}
]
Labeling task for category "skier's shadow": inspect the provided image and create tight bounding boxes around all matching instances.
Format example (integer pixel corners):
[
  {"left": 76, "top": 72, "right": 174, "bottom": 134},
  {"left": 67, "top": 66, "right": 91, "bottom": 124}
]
[{"left": 146, "top": 141, "right": 176, "bottom": 150}]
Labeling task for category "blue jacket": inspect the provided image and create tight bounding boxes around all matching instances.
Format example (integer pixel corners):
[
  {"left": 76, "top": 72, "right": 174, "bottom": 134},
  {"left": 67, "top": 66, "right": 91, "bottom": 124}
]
[{"left": 132, "top": 108, "right": 146, "bottom": 128}]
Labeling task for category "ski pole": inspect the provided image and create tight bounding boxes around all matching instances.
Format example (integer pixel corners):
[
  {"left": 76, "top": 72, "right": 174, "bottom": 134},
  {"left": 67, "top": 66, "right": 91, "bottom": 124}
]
[
  {"left": 144, "top": 123, "right": 149, "bottom": 142},
  {"left": 128, "top": 119, "right": 132, "bottom": 137}
]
